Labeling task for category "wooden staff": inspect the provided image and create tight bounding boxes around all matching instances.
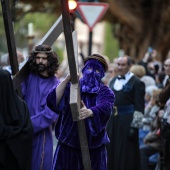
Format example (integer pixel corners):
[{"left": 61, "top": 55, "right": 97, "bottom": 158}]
[{"left": 60, "top": 0, "right": 92, "bottom": 169}]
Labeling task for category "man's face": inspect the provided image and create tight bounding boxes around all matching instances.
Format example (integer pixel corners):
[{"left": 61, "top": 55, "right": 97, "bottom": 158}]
[
  {"left": 147, "top": 62, "right": 155, "bottom": 74},
  {"left": 108, "top": 64, "right": 118, "bottom": 78},
  {"left": 35, "top": 53, "right": 48, "bottom": 73},
  {"left": 17, "top": 51, "right": 24, "bottom": 64},
  {"left": 117, "top": 57, "right": 130, "bottom": 76},
  {"left": 164, "top": 58, "right": 170, "bottom": 76}
]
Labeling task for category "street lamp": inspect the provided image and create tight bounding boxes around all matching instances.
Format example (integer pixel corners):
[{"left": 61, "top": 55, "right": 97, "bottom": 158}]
[
  {"left": 68, "top": 0, "right": 77, "bottom": 31},
  {"left": 68, "top": 0, "right": 77, "bottom": 11}
]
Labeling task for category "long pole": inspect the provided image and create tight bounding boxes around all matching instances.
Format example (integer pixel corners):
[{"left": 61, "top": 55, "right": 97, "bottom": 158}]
[
  {"left": 1, "top": 0, "right": 23, "bottom": 97},
  {"left": 1, "top": 0, "right": 18, "bottom": 75},
  {"left": 61, "top": 1, "right": 92, "bottom": 169},
  {"left": 88, "top": 31, "right": 93, "bottom": 56}
]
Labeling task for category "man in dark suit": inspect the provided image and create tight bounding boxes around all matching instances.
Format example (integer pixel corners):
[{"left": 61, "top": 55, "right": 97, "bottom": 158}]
[{"left": 107, "top": 55, "right": 145, "bottom": 170}]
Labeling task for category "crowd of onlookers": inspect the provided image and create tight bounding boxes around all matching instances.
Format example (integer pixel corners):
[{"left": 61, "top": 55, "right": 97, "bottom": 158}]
[
  {"left": 55, "top": 48, "right": 170, "bottom": 170},
  {"left": 103, "top": 49, "right": 170, "bottom": 170},
  {"left": 1, "top": 47, "right": 170, "bottom": 170}
]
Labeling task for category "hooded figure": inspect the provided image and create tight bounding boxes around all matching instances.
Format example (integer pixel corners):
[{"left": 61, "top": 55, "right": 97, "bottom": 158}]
[
  {"left": 0, "top": 70, "right": 33, "bottom": 170},
  {"left": 47, "top": 54, "right": 115, "bottom": 170}
]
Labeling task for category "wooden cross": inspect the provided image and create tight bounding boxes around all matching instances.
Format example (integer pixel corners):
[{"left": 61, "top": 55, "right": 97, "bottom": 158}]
[
  {"left": 1, "top": 0, "right": 18, "bottom": 75},
  {"left": 1, "top": 0, "right": 23, "bottom": 97},
  {"left": 1, "top": 0, "right": 91, "bottom": 169},
  {"left": 61, "top": 1, "right": 92, "bottom": 169},
  {"left": 13, "top": 15, "right": 64, "bottom": 95}
]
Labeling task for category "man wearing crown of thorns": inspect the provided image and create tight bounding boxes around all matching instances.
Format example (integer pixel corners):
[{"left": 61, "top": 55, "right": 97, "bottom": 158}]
[{"left": 21, "top": 44, "right": 60, "bottom": 170}]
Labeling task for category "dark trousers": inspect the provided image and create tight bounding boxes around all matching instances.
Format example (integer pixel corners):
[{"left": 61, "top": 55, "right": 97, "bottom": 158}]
[
  {"left": 140, "top": 145, "right": 158, "bottom": 170},
  {"left": 164, "top": 138, "right": 170, "bottom": 170}
]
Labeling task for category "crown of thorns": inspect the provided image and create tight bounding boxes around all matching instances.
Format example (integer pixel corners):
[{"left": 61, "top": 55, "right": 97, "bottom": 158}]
[{"left": 33, "top": 50, "right": 53, "bottom": 53}]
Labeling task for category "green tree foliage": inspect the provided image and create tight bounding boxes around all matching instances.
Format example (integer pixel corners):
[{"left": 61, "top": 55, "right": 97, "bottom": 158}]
[
  {"left": 3, "top": 0, "right": 170, "bottom": 62},
  {"left": 0, "top": 1, "right": 61, "bottom": 55},
  {"left": 104, "top": 22, "right": 119, "bottom": 61},
  {"left": 100, "top": 0, "right": 170, "bottom": 61}
]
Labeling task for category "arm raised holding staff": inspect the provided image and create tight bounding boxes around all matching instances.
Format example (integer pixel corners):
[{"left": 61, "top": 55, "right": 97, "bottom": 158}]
[{"left": 47, "top": 54, "right": 115, "bottom": 170}]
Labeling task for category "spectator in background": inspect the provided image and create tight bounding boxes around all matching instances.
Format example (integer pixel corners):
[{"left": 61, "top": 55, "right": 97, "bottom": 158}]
[
  {"left": 162, "top": 58, "right": 170, "bottom": 87},
  {"left": 102, "top": 63, "right": 118, "bottom": 86},
  {"left": 141, "top": 88, "right": 161, "bottom": 140},
  {"left": 144, "top": 85, "right": 158, "bottom": 107},
  {"left": 161, "top": 98, "right": 170, "bottom": 170},
  {"left": 138, "top": 48, "right": 158, "bottom": 80},
  {"left": 139, "top": 89, "right": 162, "bottom": 170},
  {"left": 130, "top": 64, "right": 146, "bottom": 79},
  {"left": 16, "top": 51, "right": 25, "bottom": 68},
  {"left": 0, "top": 70, "right": 33, "bottom": 170},
  {"left": 155, "top": 71, "right": 166, "bottom": 89},
  {"left": 144, "top": 89, "right": 161, "bottom": 122},
  {"left": 130, "top": 64, "right": 161, "bottom": 93},
  {"left": 159, "top": 58, "right": 170, "bottom": 105},
  {"left": 21, "top": 44, "right": 60, "bottom": 170},
  {"left": 107, "top": 55, "right": 145, "bottom": 170},
  {"left": 158, "top": 57, "right": 170, "bottom": 170},
  {"left": 2, "top": 51, "right": 25, "bottom": 74},
  {"left": 0, "top": 53, "right": 8, "bottom": 69},
  {"left": 140, "top": 110, "right": 162, "bottom": 170},
  {"left": 141, "top": 76, "right": 156, "bottom": 90}
]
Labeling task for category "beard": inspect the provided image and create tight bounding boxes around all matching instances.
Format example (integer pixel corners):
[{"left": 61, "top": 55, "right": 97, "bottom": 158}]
[{"left": 36, "top": 64, "right": 47, "bottom": 73}]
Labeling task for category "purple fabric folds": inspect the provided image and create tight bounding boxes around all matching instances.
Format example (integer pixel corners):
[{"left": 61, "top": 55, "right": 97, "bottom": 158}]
[
  {"left": 52, "top": 143, "right": 107, "bottom": 170},
  {"left": 22, "top": 73, "right": 60, "bottom": 170},
  {"left": 46, "top": 80, "right": 115, "bottom": 170},
  {"left": 81, "top": 59, "right": 105, "bottom": 93}
]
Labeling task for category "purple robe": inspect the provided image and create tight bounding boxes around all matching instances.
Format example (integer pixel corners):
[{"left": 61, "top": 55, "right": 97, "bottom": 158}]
[
  {"left": 46, "top": 80, "right": 115, "bottom": 170},
  {"left": 22, "top": 73, "right": 60, "bottom": 170}
]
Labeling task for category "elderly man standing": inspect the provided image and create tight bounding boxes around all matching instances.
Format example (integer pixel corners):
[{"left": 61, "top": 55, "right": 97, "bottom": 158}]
[
  {"left": 22, "top": 44, "right": 60, "bottom": 170},
  {"left": 107, "top": 55, "right": 145, "bottom": 170}
]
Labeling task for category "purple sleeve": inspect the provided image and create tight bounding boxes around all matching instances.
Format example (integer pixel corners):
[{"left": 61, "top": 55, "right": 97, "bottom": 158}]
[
  {"left": 46, "top": 86, "right": 58, "bottom": 113},
  {"left": 31, "top": 104, "right": 58, "bottom": 134},
  {"left": 89, "top": 87, "right": 115, "bottom": 136}
]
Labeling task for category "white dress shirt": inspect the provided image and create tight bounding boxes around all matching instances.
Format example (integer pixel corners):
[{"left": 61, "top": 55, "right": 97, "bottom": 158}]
[{"left": 113, "top": 72, "right": 134, "bottom": 91}]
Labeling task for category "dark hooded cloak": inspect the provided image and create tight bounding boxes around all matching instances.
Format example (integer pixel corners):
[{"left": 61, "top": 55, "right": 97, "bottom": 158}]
[{"left": 0, "top": 70, "right": 33, "bottom": 170}]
